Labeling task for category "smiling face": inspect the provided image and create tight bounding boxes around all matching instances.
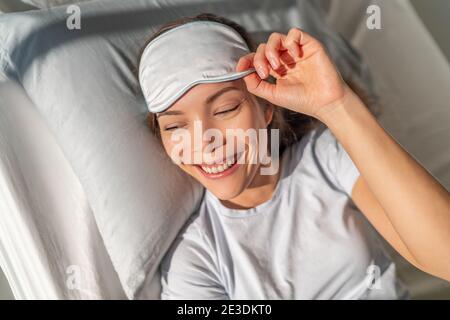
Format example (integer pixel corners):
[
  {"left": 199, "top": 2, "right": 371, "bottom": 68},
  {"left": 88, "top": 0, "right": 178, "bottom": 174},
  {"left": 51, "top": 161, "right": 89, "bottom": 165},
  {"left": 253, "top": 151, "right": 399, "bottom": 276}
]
[{"left": 155, "top": 79, "right": 274, "bottom": 201}]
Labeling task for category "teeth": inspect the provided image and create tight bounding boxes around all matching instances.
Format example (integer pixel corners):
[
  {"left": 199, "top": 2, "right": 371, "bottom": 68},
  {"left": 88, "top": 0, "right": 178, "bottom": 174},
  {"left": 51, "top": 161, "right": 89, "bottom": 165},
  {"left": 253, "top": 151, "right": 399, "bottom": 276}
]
[{"left": 201, "top": 157, "right": 236, "bottom": 174}]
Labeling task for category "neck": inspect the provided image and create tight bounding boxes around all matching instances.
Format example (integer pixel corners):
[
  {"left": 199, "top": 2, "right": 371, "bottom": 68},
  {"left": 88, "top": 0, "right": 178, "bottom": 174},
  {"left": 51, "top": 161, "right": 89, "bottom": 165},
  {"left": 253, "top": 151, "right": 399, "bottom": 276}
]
[{"left": 220, "top": 158, "right": 282, "bottom": 210}]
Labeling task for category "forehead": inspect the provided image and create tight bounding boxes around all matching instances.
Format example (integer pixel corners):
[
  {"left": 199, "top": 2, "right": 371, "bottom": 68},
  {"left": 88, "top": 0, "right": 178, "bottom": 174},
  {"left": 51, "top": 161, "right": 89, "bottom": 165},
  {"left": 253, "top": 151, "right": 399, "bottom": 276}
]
[{"left": 168, "top": 79, "right": 247, "bottom": 111}]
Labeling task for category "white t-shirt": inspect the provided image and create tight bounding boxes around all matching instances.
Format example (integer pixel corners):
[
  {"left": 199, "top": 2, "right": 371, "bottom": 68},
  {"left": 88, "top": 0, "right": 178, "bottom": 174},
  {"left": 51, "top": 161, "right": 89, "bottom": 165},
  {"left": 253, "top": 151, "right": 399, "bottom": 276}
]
[{"left": 160, "top": 125, "right": 409, "bottom": 299}]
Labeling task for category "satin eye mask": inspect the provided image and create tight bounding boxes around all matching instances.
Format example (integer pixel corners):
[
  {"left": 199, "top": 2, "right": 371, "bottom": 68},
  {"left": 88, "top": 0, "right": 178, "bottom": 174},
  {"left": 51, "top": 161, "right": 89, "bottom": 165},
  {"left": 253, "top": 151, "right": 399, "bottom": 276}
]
[{"left": 138, "top": 21, "right": 256, "bottom": 113}]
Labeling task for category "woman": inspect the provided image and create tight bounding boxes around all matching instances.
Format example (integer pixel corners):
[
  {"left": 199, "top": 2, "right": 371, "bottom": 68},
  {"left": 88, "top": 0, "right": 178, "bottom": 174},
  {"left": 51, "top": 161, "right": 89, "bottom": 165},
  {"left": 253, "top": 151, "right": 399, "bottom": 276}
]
[{"left": 137, "top": 13, "right": 450, "bottom": 299}]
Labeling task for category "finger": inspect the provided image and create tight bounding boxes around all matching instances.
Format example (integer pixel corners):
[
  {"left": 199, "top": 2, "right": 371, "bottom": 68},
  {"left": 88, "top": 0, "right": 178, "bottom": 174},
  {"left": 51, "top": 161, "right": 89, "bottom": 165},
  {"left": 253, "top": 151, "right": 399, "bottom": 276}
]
[
  {"left": 296, "top": 28, "right": 317, "bottom": 47},
  {"left": 254, "top": 43, "right": 270, "bottom": 79},
  {"left": 236, "top": 53, "right": 277, "bottom": 102},
  {"left": 236, "top": 53, "right": 261, "bottom": 89},
  {"left": 236, "top": 52, "right": 254, "bottom": 73},
  {"left": 245, "top": 74, "right": 277, "bottom": 103},
  {"left": 265, "top": 32, "right": 286, "bottom": 69},
  {"left": 284, "top": 27, "right": 323, "bottom": 59},
  {"left": 283, "top": 27, "right": 302, "bottom": 58}
]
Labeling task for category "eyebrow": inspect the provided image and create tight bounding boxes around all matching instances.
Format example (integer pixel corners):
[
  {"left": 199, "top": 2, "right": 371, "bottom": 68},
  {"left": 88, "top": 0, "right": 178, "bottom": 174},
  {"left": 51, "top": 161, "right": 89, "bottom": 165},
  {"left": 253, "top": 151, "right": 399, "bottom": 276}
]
[
  {"left": 205, "top": 86, "right": 240, "bottom": 105},
  {"left": 156, "top": 86, "right": 241, "bottom": 119},
  {"left": 156, "top": 110, "right": 184, "bottom": 119}
]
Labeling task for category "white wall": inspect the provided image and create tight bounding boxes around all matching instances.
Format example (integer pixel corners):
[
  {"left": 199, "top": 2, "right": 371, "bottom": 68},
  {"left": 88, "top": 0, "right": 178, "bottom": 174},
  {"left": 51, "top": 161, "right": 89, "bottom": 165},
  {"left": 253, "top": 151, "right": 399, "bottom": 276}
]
[{"left": 410, "top": 0, "right": 450, "bottom": 62}]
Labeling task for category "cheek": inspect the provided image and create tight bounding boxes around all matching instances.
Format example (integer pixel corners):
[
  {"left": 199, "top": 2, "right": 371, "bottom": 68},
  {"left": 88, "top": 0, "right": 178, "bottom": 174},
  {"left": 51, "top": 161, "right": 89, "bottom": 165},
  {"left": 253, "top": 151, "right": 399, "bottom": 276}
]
[
  {"left": 223, "top": 105, "right": 265, "bottom": 132},
  {"left": 161, "top": 136, "right": 173, "bottom": 157},
  {"left": 161, "top": 134, "right": 183, "bottom": 164},
  {"left": 160, "top": 130, "right": 197, "bottom": 167},
  {"left": 161, "top": 137, "right": 194, "bottom": 174},
  {"left": 216, "top": 107, "right": 267, "bottom": 170},
  {"left": 222, "top": 105, "right": 268, "bottom": 150}
]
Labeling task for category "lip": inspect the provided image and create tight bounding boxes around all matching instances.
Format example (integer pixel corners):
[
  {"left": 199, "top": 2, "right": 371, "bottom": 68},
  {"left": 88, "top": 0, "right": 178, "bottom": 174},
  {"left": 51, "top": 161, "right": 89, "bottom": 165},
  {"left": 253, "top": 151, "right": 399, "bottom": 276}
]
[{"left": 194, "top": 152, "right": 244, "bottom": 180}]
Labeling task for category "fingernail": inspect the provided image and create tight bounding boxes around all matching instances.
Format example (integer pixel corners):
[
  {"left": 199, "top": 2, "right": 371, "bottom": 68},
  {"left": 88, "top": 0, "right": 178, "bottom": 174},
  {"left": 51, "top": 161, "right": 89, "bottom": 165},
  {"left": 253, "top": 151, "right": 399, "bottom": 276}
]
[
  {"left": 257, "top": 66, "right": 266, "bottom": 78},
  {"left": 289, "top": 47, "right": 299, "bottom": 57},
  {"left": 269, "top": 57, "right": 279, "bottom": 69}
]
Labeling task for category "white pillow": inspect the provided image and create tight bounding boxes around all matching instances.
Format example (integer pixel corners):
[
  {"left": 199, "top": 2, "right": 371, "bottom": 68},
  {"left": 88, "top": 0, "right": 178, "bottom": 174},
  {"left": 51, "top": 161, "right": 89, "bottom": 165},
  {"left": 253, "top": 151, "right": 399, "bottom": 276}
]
[{"left": 0, "top": 0, "right": 205, "bottom": 299}]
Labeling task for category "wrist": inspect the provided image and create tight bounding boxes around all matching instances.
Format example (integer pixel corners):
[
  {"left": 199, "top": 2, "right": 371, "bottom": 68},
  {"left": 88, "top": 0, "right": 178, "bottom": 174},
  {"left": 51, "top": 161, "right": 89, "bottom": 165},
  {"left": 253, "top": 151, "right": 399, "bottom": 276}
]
[{"left": 313, "top": 84, "right": 361, "bottom": 126}]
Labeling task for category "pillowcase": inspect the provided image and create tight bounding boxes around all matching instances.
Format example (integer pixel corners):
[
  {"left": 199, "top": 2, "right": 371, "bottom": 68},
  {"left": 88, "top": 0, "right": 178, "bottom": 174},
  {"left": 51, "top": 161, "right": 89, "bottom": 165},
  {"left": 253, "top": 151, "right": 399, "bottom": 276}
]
[{"left": 0, "top": 0, "right": 206, "bottom": 299}]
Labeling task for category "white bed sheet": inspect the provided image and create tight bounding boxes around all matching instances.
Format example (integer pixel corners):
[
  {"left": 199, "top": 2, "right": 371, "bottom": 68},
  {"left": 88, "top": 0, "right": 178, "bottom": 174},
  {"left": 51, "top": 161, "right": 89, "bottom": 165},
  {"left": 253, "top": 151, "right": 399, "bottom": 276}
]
[{"left": 0, "top": 80, "right": 126, "bottom": 299}]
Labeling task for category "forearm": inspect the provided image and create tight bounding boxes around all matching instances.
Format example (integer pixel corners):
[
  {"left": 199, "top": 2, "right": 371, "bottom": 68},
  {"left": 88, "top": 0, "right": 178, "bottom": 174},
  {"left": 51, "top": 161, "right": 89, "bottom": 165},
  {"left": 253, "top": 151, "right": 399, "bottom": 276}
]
[{"left": 316, "top": 85, "right": 450, "bottom": 279}]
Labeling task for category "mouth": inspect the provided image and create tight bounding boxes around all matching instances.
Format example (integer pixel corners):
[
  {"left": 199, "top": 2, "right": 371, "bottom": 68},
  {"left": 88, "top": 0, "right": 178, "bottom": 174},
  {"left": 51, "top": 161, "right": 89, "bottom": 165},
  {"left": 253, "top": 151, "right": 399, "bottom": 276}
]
[{"left": 194, "top": 152, "right": 244, "bottom": 179}]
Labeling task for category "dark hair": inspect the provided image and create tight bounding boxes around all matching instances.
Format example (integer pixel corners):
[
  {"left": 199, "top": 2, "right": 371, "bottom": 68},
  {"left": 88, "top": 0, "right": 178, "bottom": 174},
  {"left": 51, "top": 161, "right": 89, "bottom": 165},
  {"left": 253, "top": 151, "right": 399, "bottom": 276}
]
[{"left": 136, "top": 13, "right": 379, "bottom": 154}]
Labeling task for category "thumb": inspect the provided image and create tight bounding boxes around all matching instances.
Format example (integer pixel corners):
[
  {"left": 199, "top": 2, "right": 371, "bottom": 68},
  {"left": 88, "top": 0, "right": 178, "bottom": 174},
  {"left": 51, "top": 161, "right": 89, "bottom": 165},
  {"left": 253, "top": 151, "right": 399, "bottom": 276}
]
[{"left": 236, "top": 53, "right": 277, "bottom": 102}]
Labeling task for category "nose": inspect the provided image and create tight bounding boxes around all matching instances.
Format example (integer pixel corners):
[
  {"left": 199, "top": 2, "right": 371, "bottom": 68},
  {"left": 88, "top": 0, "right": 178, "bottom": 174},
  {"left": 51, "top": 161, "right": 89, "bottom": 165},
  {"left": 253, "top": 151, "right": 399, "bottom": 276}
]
[{"left": 190, "top": 119, "right": 227, "bottom": 165}]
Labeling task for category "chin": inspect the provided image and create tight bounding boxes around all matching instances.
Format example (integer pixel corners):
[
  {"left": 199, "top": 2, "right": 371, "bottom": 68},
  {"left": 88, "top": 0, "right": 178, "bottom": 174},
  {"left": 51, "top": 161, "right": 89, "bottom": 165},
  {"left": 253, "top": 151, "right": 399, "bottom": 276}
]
[
  {"left": 206, "top": 183, "right": 244, "bottom": 201},
  {"left": 196, "top": 170, "right": 248, "bottom": 201},
  {"left": 197, "top": 163, "right": 259, "bottom": 201}
]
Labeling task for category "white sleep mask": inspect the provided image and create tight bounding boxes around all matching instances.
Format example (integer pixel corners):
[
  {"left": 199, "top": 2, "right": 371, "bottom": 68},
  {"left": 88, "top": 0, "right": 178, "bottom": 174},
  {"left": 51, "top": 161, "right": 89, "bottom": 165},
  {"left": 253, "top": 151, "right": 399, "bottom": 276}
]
[{"left": 139, "top": 20, "right": 256, "bottom": 113}]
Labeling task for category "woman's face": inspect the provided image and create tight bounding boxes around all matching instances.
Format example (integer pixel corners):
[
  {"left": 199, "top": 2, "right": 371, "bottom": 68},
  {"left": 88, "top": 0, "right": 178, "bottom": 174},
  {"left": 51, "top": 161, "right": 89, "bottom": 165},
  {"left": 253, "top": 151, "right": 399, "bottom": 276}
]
[{"left": 156, "top": 79, "right": 273, "bottom": 200}]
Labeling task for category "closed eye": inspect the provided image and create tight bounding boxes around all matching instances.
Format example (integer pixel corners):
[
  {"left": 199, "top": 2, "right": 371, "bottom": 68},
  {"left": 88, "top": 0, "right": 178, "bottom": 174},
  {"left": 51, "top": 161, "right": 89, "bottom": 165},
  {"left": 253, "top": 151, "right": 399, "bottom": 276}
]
[
  {"left": 214, "top": 100, "right": 245, "bottom": 116},
  {"left": 164, "top": 124, "right": 185, "bottom": 131}
]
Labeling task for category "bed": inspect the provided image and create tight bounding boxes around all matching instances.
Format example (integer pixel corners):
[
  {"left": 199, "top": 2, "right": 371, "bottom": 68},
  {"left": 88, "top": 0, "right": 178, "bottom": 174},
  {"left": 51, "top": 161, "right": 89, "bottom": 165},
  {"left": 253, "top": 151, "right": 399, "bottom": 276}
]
[{"left": 0, "top": 0, "right": 449, "bottom": 299}]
